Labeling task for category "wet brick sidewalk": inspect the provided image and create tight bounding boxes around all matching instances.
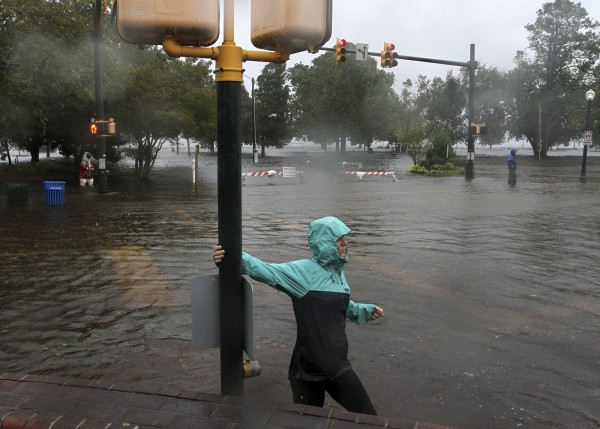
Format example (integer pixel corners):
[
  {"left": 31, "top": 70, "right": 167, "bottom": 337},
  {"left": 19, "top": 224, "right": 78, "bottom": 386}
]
[{"left": 0, "top": 373, "right": 456, "bottom": 429}]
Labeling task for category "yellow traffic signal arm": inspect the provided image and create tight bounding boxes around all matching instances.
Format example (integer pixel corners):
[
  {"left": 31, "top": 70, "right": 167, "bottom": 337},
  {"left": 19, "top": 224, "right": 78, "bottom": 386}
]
[{"left": 162, "top": 37, "right": 289, "bottom": 83}]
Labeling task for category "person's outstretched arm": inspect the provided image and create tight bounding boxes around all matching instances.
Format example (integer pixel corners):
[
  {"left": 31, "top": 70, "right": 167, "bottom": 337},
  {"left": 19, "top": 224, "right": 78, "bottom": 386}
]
[
  {"left": 347, "top": 301, "right": 384, "bottom": 325},
  {"left": 212, "top": 244, "right": 308, "bottom": 298}
]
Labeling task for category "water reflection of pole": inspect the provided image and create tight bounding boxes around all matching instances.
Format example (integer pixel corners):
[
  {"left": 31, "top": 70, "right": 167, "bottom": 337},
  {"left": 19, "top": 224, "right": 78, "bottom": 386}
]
[
  {"left": 580, "top": 89, "right": 595, "bottom": 181},
  {"left": 93, "top": 0, "right": 108, "bottom": 193}
]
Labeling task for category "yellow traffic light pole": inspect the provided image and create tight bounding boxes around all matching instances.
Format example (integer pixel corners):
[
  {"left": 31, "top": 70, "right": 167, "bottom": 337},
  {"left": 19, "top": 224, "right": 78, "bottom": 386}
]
[
  {"left": 162, "top": 0, "right": 289, "bottom": 396},
  {"left": 162, "top": 0, "right": 289, "bottom": 81}
]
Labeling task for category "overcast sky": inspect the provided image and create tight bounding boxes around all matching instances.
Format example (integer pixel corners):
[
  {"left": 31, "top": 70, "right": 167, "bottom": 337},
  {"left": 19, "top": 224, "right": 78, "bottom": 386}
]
[{"left": 228, "top": 0, "right": 600, "bottom": 92}]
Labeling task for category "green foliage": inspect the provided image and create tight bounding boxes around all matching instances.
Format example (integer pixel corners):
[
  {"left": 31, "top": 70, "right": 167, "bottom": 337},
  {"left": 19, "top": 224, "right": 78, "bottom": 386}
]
[
  {"left": 255, "top": 63, "right": 290, "bottom": 154},
  {"left": 108, "top": 48, "right": 216, "bottom": 179},
  {"left": 0, "top": 157, "right": 75, "bottom": 185},
  {"left": 509, "top": 0, "right": 600, "bottom": 157},
  {"left": 0, "top": 0, "right": 95, "bottom": 163},
  {"left": 467, "top": 65, "right": 511, "bottom": 147},
  {"left": 421, "top": 128, "right": 455, "bottom": 169},
  {"left": 396, "top": 121, "right": 429, "bottom": 165},
  {"left": 408, "top": 162, "right": 464, "bottom": 176},
  {"left": 0, "top": 158, "right": 72, "bottom": 174},
  {"left": 422, "top": 74, "right": 466, "bottom": 144},
  {"left": 288, "top": 43, "right": 399, "bottom": 152}
]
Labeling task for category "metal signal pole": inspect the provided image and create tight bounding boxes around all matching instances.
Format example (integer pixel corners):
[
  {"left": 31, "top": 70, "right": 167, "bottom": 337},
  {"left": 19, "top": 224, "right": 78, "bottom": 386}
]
[{"left": 93, "top": 0, "right": 108, "bottom": 193}]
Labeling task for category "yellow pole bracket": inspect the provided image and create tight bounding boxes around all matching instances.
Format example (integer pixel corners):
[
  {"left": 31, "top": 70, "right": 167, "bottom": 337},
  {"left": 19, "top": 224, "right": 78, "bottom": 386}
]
[{"left": 163, "top": 37, "right": 219, "bottom": 61}]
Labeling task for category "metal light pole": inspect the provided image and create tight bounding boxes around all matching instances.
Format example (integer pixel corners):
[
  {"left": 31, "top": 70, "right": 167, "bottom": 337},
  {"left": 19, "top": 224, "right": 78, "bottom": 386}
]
[
  {"left": 538, "top": 101, "right": 542, "bottom": 161},
  {"left": 93, "top": 0, "right": 108, "bottom": 193},
  {"left": 465, "top": 44, "right": 476, "bottom": 180},
  {"left": 243, "top": 75, "right": 258, "bottom": 163},
  {"left": 251, "top": 77, "right": 258, "bottom": 163},
  {"left": 580, "top": 89, "right": 595, "bottom": 181}
]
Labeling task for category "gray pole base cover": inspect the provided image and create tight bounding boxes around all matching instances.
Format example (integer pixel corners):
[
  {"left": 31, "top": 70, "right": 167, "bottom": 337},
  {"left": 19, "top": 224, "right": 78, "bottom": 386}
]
[{"left": 191, "top": 275, "right": 255, "bottom": 360}]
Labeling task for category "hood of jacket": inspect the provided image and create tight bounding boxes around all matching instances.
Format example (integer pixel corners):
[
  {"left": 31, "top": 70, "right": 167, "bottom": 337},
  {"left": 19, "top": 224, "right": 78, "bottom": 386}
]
[
  {"left": 510, "top": 148, "right": 517, "bottom": 155},
  {"left": 307, "top": 216, "right": 351, "bottom": 268}
]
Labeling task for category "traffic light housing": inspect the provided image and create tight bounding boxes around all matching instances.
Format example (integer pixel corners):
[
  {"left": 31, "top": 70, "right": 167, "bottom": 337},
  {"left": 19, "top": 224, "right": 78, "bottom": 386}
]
[
  {"left": 381, "top": 42, "right": 398, "bottom": 68},
  {"left": 90, "top": 117, "right": 116, "bottom": 136},
  {"left": 107, "top": 118, "right": 116, "bottom": 134},
  {"left": 90, "top": 119, "right": 98, "bottom": 135},
  {"left": 336, "top": 38, "right": 347, "bottom": 64},
  {"left": 470, "top": 123, "right": 487, "bottom": 135}
]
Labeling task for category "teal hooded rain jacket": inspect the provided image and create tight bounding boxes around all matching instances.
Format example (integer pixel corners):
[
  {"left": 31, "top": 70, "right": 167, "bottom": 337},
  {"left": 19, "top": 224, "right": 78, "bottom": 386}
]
[{"left": 241, "top": 216, "right": 377, "bottom": 381}]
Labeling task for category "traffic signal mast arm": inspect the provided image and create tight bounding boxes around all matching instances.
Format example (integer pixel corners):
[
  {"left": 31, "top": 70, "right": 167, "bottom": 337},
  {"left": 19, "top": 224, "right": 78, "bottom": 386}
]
[
  {"left": 162, "top": 36, "right": 289, "bottom": 84},
  {"left": 163, "top": 36, "right": 289, "bottom": 63},
  {"left": 319, "top": 46, "right": 475, "bottom": 69}
]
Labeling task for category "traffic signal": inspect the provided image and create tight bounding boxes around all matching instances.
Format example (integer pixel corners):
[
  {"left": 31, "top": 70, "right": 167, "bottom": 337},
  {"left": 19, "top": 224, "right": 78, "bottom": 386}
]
[
  {"left": 108, "top": 118, "right": 116, "bottom": 134},
  {"left": 90, "top": 119, "right": 98, "bottom": 135},
  {"left": 336, "top": 38, "right": 347, "bottom": 64},
  {"left": 470, "top": 123, "right": 487, "bottom": 135},
  {"left": 381, "top": 42, "right": 398, "bottom": 68}
]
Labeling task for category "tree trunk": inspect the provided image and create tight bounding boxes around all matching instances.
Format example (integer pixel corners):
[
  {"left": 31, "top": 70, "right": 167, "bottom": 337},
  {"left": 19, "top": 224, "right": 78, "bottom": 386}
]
[{"left": 29, "top": 148, "right": 40, "bottom": 163}]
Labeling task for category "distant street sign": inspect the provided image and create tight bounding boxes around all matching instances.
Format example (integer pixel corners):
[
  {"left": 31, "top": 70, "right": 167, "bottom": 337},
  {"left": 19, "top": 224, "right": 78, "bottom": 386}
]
[
  {"left": 356, "top": 43, "right": 368, "bottom": 61},
  {"left": 584, "top": 130, "right": 593, "bottom": 145},
  {"left": 282, "top": 166, "right": 297, "bottom": 178}
]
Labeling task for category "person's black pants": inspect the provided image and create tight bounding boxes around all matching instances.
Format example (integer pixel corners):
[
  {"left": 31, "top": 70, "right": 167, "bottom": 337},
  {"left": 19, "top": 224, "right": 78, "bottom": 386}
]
[{"left": 290, "top": 369, "right": 377, "bottom": 415}]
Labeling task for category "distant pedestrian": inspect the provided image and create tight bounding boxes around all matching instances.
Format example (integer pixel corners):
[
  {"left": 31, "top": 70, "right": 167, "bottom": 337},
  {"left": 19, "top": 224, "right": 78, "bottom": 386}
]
[
  {"left": 507, "top": 148, "right": 517, "bottom": 185},
  {"left": 213, "top": 216, "right": 383, "bottom": 415}
]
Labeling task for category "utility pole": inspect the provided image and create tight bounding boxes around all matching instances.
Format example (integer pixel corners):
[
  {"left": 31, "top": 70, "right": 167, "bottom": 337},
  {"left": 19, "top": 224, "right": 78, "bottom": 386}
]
[
  {"left": 93, "top": 0, "right": 108, "bottom": 193},
  {"left": 465, "top": 44, "right": 476, "bottom": 180},
  {"left": 161, "top": 0, "right": 288, "bottom": 395}
]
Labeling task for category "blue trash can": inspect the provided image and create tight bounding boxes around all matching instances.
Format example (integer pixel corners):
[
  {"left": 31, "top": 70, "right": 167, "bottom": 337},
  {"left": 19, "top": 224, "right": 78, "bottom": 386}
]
[{"left": 43, "top": 181, "right": 66, "bottom": 206}]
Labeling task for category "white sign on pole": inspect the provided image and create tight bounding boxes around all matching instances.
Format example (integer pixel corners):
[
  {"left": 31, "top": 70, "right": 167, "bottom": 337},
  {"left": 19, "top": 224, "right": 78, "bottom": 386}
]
[
  {"left": 356, "top": 43, "right": 368, "bottom": 61},
  {"left": 584, "top": 130, "right": 593, "bottom": 145}
]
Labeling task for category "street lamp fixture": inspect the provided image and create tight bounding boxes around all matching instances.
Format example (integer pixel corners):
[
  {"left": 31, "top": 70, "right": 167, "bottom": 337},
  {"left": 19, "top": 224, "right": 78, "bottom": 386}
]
[
  {"left": 587, "top": 89, "right": 596, "bottom": 103},
  {"left": 580, "top": 89, "right": 595, "bottom": 181}
]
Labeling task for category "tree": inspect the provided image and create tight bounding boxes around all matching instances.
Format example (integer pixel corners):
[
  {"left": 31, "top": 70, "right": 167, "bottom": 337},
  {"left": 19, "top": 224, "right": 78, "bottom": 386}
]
[
  {"left": 288, "top": 44, "right": 398, "bottom": 154},
  {"left": 240, "top": 83, "right": 255, "bottom": 150},
  {"left": 255, "top": 63, "right": 290, "bottom": 157},
  {"left": 510, "top": 0, "right": 600, "bottom": 157},
  {"left": 415, "top": 73, "right": 467, "bottom": 145},
  {"left": 468, "top": 65, "right": 512, "bottom": 148},
  {"left": 0, "top": 0, "right": 95, "bottom": 164},
  {"left": 397, "top": 121, "right": 429, "bottom": 165},
  {"left": 288, "top": 62, "right": 339, "bottom": 151},
  {"left": 112, "top": 49, "right": 188, "bottom": 179},
  {"left": 174, "top": 58, "right": 216, "bottom": 154}
]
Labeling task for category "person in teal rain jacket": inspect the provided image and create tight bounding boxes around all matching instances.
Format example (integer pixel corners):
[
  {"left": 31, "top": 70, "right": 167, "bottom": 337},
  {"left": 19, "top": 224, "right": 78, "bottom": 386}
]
[{"left": 213, "top": 216, "right": 384, "bottom": 415}]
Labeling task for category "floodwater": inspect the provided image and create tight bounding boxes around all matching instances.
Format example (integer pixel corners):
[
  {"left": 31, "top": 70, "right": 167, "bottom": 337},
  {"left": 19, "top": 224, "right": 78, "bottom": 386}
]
[{"left": 1, "top": 147, "right": 600, "bottom": 429}]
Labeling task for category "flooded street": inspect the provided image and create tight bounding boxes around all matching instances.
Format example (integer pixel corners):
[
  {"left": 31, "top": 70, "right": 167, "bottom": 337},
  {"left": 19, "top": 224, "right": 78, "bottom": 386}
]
[{"left": 1, "top": 148, "right": 599, "bottom": 428}]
